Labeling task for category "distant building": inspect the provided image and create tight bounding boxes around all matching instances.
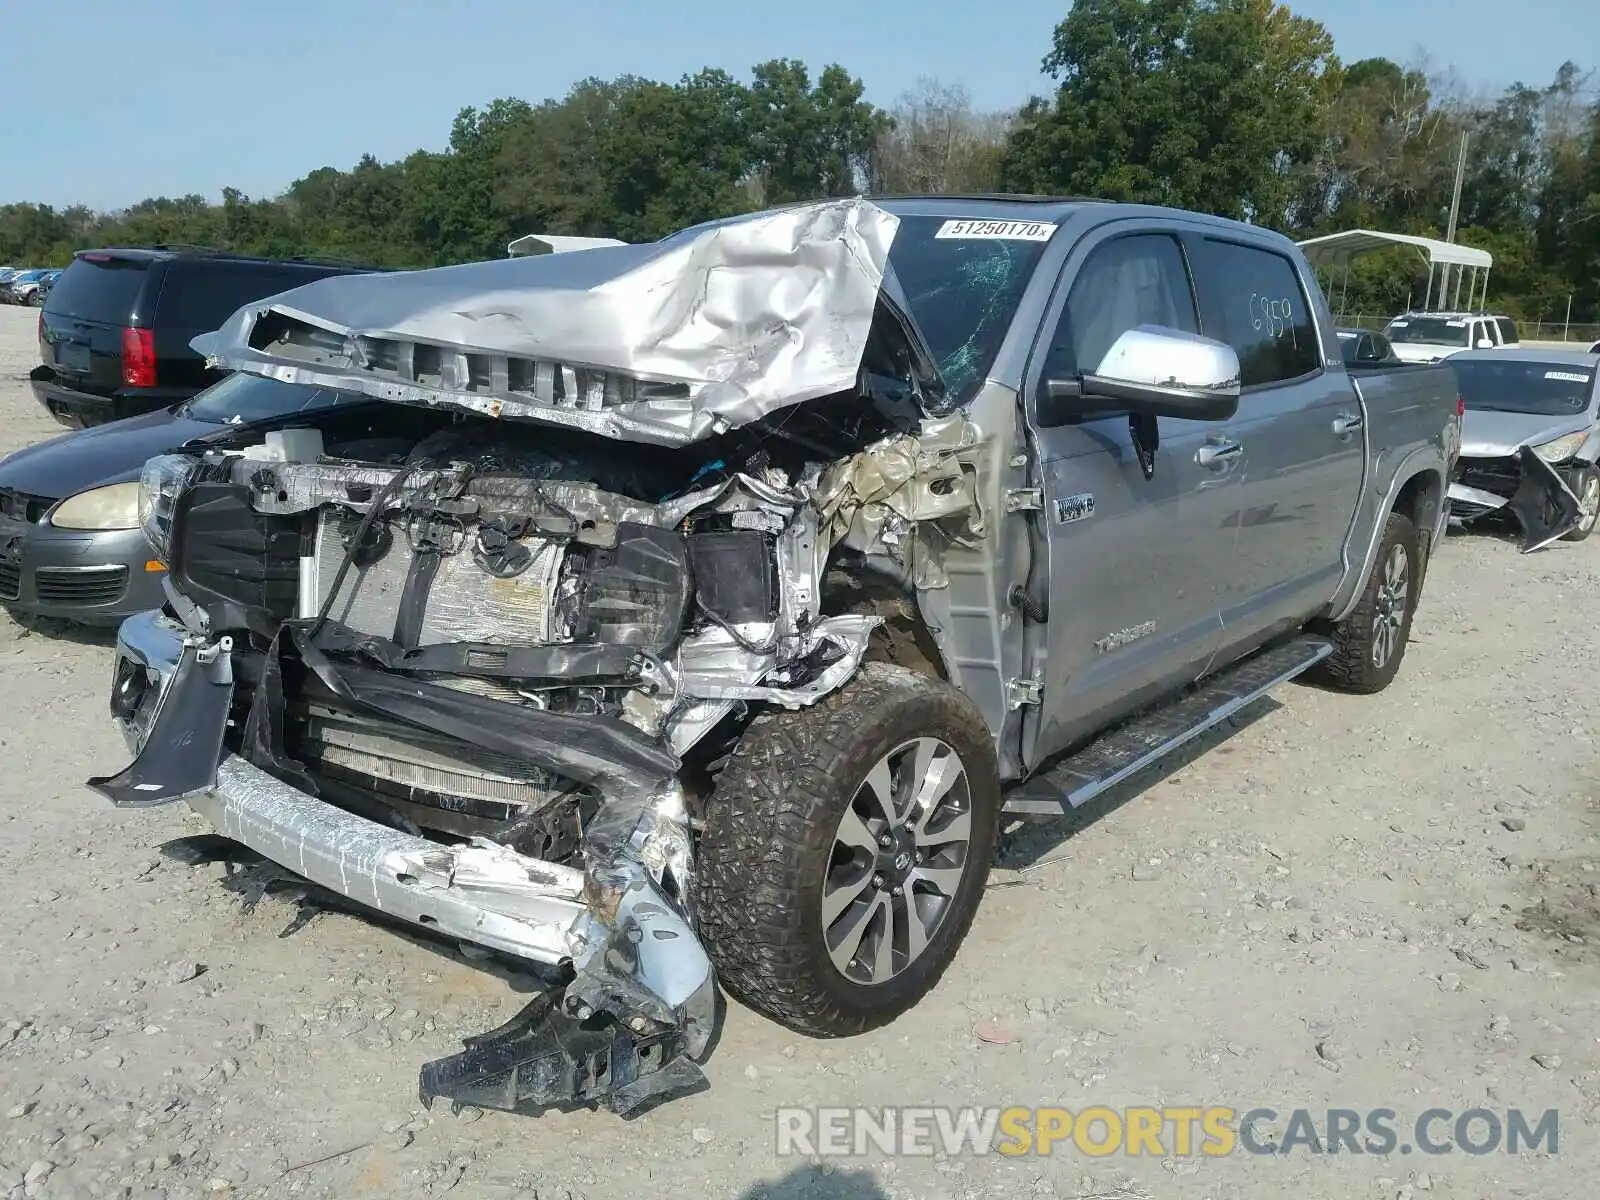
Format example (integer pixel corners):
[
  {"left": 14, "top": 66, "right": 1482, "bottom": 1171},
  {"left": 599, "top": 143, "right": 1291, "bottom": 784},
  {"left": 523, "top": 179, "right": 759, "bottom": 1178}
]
[{"left": 506, "top": 234, "right": 626, "bottom": 258}]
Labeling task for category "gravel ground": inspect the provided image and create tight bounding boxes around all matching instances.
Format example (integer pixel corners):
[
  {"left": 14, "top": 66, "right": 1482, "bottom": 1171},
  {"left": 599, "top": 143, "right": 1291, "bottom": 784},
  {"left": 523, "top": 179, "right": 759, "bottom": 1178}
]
[{"left": 0, "top": 301, "right": 1596, "bottom": 1200}]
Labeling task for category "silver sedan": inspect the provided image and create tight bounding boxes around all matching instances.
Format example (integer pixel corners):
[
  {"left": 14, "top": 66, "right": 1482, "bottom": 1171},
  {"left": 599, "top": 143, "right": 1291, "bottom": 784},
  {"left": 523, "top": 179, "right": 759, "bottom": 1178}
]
[{"left": 1447, "top": 349, "right": 1600, "bottom": 551}]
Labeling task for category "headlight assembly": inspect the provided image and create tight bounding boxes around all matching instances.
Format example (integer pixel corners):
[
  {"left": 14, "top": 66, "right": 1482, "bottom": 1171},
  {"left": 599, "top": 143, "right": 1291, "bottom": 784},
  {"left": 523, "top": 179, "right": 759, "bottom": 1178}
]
[
  {"left": 48, "top": 481, "right": 143, "bottom": 530},
  {"left": 1532, "top": 431, "right": 1588, "bottom": 464},
  {"left": 137, "top": 454, "right": 198, "bottom": 560}
]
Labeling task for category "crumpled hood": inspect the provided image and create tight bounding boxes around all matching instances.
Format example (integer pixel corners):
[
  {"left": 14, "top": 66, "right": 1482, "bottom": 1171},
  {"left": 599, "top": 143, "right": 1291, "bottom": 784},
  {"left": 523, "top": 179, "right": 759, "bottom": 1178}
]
[
  {"left": 195, "top": 198, "right": 905, "bottom": 448},
  {"left": 1459, "top": 409, "right": 1594, "bottom": 458}
]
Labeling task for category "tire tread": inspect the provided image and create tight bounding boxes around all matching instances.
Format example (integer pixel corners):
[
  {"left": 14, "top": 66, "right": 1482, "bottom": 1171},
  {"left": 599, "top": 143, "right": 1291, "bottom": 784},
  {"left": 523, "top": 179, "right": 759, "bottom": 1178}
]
[{"left": 696, "top": 663, "right": 997, "bottom": 1037}]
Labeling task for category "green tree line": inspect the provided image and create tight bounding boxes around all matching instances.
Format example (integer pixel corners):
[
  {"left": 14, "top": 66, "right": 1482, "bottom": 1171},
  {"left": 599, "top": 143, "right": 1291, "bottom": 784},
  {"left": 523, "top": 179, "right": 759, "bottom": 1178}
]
[{"left": 2, "top": 1, "right": 1597, "bottom": 327}]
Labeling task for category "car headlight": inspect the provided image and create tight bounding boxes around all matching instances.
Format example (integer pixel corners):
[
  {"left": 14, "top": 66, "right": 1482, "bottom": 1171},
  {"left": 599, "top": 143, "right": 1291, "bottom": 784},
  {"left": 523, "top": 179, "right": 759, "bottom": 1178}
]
[
  {"left": 48, "top": 481, "right": 143, "bottom": 530},
  {"left": 1532, "top": 432, "right": 1588, "bottom": 463},
  {"left": 137, "top": 454, "right": 199, "bottom": 560}
]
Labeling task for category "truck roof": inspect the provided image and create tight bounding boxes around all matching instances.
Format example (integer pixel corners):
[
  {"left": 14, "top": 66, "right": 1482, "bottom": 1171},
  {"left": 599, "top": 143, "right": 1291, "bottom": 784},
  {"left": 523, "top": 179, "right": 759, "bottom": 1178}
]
[{"left": 672, "top": 195, "right": 1306, "bottom": 250}]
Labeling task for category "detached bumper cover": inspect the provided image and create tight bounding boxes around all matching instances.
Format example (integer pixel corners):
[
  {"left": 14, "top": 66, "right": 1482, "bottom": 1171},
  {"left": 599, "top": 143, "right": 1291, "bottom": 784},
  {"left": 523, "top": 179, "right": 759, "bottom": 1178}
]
[
  {"left": 92, "top": 613, "right": 715, "bottom": 1114},
  {"left": 1447, "top": 447, "right": 1582, "bottom": 552}
]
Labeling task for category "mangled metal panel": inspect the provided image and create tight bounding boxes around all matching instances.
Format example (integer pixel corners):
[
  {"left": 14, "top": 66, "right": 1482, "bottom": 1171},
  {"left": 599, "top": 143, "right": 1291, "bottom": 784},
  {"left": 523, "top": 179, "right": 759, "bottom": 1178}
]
[
  {"left": 196, "top": 199, "right": 900, "bottom": 447},
  {"left": 813, "top": 414, "right": 987, "bottom": 589}
]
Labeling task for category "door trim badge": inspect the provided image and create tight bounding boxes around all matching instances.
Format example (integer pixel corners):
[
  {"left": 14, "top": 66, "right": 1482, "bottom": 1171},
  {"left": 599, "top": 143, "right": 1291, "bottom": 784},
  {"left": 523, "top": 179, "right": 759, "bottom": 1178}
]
[{"left": 1054, "top": 492, "right": 1095, "bottom": 524}]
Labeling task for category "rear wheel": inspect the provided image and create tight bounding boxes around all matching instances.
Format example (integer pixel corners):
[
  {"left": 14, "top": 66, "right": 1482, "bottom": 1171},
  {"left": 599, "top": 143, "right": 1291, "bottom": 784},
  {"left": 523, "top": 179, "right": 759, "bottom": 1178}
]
[
  {"left": 1561, "top": 466, "right": 1598, "bottom": 542},
  {"left": 696, "top": 663, "right": 999, "bottom": 1037},
  {"left": 1309, "top": 510, "right": 1419, "bottom": 695}
]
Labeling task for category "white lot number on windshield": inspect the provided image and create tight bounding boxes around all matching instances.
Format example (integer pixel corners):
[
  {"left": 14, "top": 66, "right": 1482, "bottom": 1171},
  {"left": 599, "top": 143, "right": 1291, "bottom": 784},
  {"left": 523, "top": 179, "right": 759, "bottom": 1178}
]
[{"left": 935, "top": 219, "right": 1058, "bottom": 241}]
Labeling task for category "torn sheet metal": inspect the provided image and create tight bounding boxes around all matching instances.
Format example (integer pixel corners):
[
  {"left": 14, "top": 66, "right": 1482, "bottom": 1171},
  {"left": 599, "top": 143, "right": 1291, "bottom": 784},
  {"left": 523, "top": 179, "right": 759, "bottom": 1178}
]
[
  {"left": 566, "top": 781, "right": 714, "bottom": 1058},
  {"left": 812, "top": 414, "right": 986, "bottom": 588},
  {"left": 671, "top": 614, "right": 881, "bottom": 708},
  {"left": 197, "top": 199, "right": 900, "bottom": 447},
  {"left": 1509, "top": 447, "right": 1582, "bottom": 552},
  {"left": 1449, "top": 447, "right": 1583, "bottom": 551}
]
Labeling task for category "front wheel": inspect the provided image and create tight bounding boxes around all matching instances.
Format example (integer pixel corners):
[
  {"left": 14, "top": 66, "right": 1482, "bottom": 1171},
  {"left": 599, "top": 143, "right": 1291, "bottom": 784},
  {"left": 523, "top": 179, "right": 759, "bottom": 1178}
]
[
  {"left": 1561, "top": 465, "right": 1599, "bottom": 542},
  {"left": 1309, "top": 510, "right": 1420, "bottom": 695},
  {"left": 696, "top": 663, "right": 1000, "bottom": 1037}
]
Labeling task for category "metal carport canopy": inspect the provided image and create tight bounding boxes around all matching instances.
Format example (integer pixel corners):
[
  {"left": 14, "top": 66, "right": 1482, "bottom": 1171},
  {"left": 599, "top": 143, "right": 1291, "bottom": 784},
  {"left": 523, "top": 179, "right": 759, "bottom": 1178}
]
[
  {"left": 506, "top": 233, "right": 627, "bottom": 257},
  {"left": 1296, "top": 229, "right": 1493, "bottom": 313},
  {"left": 1296, "top": 229, "right": 1492, "bottom": 271}
]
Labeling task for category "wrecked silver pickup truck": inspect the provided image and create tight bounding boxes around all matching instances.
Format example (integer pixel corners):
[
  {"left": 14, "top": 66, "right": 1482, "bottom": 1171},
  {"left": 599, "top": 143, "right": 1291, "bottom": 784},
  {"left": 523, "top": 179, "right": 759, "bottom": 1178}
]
[{"left": 94, "top": 197, "right": 1459, "bottom": 1116}]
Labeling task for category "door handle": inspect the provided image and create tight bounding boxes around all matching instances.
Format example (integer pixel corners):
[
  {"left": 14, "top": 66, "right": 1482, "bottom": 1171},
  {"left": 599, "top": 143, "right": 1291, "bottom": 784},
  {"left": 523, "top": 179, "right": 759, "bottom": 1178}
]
[
  {"left": 1195, "top": 438, "right": 1242, "bottom": 469},
  {"left": 1333, "top": 411, "right": 1364, "bottom": 436}
]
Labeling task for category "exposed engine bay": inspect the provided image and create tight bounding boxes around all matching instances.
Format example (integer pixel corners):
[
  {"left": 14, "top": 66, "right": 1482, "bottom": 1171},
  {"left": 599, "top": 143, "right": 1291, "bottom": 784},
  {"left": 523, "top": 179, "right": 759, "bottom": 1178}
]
[
  {"left": 89, "top": 195, "right": 1032, "bottom": 1118},
  {"left": 94, "top": 366, "right": 990, "bottom": 1116}
]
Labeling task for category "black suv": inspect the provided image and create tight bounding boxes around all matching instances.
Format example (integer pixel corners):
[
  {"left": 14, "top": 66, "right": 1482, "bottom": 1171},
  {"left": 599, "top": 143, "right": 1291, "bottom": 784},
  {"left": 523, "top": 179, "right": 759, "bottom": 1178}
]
[{"left": 30, "top": 247, "right": 387, "bottom": 428}]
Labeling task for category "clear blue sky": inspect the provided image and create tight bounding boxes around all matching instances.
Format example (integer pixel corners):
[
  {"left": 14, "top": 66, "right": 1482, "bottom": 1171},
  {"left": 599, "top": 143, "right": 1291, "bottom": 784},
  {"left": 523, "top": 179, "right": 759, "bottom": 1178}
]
[{"left": 3, "top": 0, "right": 1594, "bottom": 210}]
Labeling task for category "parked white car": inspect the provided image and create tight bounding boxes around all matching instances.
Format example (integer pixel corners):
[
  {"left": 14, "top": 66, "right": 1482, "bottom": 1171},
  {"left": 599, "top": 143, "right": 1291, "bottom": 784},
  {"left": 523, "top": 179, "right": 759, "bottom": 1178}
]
[{"left": 1383, "top": 311, "right": 1520, "bottom": 363}]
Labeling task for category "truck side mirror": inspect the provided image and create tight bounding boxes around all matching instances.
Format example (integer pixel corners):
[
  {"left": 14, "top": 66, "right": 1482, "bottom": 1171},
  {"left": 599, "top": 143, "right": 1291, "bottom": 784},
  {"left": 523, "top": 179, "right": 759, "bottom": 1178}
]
[
  {"left": 1475, "top": 337, "right": 1495, "bottom": 349},
  {"left": 1039, "top": 326, "right": 1241, "bottom": 426}
]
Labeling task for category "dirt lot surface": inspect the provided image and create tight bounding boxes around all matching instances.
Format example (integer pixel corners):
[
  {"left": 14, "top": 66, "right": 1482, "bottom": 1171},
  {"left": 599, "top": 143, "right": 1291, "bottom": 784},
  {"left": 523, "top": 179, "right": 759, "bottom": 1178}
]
[{"left": 1, "top": 301, "right": 1596, "bottom": 1200}]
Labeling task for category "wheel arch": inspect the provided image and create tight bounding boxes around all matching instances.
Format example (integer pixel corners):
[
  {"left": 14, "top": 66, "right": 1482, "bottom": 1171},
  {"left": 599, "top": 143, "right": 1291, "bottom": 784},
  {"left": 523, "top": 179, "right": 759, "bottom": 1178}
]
[
  {"left": 1327, "top": 453, "right": 1443, "bottom": 624},
  {"left": 1392, "top": 467, "right": 1444, "bottom": 578},
  {"left": 821, "top": 558, "right": 952, "bottom": 684}
]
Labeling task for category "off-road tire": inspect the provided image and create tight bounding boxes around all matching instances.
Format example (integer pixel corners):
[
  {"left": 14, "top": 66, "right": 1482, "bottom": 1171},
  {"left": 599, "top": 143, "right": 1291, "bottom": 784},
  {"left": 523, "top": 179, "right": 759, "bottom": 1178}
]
[
  {"left": 696, "top": 663, "right": 1000, "bottom": 1037},
  {"left": 1561, "top": 465, "right": 1599, "bottom": 542},
  {"left": 1309, "top": 510, "right": 1420, "bottom": 695}
]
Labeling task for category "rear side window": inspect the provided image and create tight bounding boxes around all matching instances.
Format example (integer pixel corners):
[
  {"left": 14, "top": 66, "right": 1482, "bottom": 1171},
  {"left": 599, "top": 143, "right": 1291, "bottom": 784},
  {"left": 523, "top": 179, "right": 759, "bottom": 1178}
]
[
  {"left": 1041, "top": 233, "right": 1199, "bottom": 379},
  {"left": 43, "top": 257, "right": 149, "bottom": 324},
  {"left": 1195, "top": 240, "right": 1321, "bottom": 388},
  {"left": 156, "top": 265, "right": 322, "bottom": 331},
  {"left": 1496, "top": 317, "right": 1519, "bottom": 345}
]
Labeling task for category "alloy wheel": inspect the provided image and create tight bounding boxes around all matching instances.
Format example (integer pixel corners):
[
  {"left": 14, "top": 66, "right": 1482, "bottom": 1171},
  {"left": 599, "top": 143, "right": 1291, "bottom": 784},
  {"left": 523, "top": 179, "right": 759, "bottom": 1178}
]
[
  {"left": 1371, "top": 542, "right": 1409, "bottom": 670},
  {"left": 821, "top": 737, "right": 974, "bottom": 986}
]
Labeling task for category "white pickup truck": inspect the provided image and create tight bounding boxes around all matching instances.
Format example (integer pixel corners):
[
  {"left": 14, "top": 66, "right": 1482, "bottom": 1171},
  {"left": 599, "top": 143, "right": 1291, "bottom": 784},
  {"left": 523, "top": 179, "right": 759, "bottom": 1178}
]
[{"left": 1383, "top": 311, "right": 1521, "bottom": 363}]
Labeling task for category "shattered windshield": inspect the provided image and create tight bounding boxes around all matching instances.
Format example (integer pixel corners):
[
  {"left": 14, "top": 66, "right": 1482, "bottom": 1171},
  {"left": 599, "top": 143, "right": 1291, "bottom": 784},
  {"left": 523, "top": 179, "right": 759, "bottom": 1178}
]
[
  {"left": 1384, "top": 317, "right": 1471, "bottom": 346},
  {"left": 1451, "top": 360, "right": 1596, "bottom": 416},
  {"left": 182, "top": 371, "right": 359, "bottom": 424},
  {"left": 887, "top": 217, "right": 1052, "bottom": 402}
]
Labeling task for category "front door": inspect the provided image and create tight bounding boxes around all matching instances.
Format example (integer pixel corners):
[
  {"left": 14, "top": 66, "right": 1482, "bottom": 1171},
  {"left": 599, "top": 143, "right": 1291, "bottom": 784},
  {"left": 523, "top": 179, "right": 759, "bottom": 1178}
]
[{"left": 1022, "top": 227, "right": 1245, "bottom": 764}]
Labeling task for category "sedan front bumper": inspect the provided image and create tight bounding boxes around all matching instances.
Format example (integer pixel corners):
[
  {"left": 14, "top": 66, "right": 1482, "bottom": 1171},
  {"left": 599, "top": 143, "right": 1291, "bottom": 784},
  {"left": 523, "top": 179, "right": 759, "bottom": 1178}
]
[
  {"left": 96, "top": 611, "right": 716, "bottom": 1115},
  {"left": 1447, "top": 447, "right": 1583, "bottom": 552},
  {"left": 0, "top": 515, "right": 167, "bottom": 624}
]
